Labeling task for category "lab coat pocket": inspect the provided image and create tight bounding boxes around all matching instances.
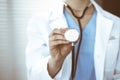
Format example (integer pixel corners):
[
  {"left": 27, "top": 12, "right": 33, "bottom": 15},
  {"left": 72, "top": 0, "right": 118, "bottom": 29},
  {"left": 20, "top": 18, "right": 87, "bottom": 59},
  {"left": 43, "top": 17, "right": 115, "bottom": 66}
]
[{"left": 108, "top": 35, "right": 119, "bottom": 46}]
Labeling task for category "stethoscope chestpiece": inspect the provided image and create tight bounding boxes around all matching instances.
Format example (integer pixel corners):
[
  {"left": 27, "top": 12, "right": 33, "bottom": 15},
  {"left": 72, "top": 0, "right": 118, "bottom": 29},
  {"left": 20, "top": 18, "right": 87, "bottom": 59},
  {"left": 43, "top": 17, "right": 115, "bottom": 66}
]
[{"left": 64, "top": 29, "right": 79, "bottom": 46}]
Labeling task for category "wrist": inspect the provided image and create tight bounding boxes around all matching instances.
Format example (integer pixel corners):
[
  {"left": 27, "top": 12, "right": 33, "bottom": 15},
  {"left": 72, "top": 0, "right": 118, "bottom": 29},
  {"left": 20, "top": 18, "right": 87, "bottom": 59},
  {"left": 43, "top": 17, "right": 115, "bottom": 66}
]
[
  {"left": 48, "top": 57, "right": 63, "bottom": 69},
  {"left": 47, "top": 57, "right": 63, "bottom": 78}
]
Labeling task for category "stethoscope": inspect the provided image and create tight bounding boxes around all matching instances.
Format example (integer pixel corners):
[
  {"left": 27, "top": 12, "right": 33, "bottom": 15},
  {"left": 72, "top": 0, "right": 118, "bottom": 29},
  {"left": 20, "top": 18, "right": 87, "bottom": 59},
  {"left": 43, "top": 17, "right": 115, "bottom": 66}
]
[{"left": 64, "top": 1, "right": 93, "bottom": 80}]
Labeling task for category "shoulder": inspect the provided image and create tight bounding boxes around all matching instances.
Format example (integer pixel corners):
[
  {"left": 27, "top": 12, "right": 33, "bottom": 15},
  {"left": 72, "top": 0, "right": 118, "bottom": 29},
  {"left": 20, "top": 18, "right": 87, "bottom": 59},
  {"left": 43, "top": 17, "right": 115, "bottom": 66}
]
[
  {"left": 93, "top": 1, "right": 120, "bottom": 24},
  {"left": 29, "top": 0, "right": 57, "bottom": 21},
  {"left": 95, "top": 3, "right": 120, "bottom": 34},
  {"left": 97, "top": 7, "right": 120, "bottom": 32},
  {"left": 101, "top": 9, "right": 120, "bottom": 25},
  {"left": 101, "top": 9, "right": 120, "bottom": 35},
  {"left": 103, "top": 10, "right": 120, "bottom": 34}
]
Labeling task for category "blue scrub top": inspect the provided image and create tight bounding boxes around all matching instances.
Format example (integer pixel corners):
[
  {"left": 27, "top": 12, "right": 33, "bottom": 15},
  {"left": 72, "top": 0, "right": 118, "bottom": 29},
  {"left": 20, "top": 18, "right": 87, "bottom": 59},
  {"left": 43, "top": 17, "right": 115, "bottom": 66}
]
[{"left": 64, "top": 10, "right": 97, "bottom": 80}]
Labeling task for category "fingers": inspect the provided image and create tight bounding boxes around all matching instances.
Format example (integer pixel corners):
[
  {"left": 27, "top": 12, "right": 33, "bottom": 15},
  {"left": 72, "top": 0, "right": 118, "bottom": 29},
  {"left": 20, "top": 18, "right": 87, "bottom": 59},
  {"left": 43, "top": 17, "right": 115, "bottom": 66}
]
[
  {"left": 49, "top": 28, "right": 70, "bottom": 46},
  {"left": 49, "top": 28, "right": 68, "bottom": 41},
  {"left": 49, "top": 28, "right": 68, "bottom": 37},
  {"left": 49, "top": 34, "right": 65, "bottom": 41},
  {"left": 50, "top": 40, "right": 70, "bottom": 47}
]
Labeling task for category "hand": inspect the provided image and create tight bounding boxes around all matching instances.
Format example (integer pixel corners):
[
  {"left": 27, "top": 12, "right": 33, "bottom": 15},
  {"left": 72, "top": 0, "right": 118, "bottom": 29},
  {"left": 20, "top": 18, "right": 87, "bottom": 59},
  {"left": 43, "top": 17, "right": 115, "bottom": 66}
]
[
  {"left": 49, "top": 28, "right": 72, "bottom": 63},
  {"left": 48, "top": 28, "right": 72, "bottom": 78}
]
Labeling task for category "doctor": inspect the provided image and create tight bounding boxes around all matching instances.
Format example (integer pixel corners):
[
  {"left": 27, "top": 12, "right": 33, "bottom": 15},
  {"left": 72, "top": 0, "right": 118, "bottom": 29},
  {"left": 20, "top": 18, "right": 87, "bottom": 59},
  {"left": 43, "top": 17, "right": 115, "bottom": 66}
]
[{"left": 26, "top": 0, "right": 120, "bottom": 80}]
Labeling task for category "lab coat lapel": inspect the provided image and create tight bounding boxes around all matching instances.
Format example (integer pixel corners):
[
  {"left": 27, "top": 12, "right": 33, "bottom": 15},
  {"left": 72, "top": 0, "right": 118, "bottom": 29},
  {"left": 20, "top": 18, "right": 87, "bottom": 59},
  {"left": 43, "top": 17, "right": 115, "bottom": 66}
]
[{"left": 94, "top": 10, "right": 114, "bottom": 80}]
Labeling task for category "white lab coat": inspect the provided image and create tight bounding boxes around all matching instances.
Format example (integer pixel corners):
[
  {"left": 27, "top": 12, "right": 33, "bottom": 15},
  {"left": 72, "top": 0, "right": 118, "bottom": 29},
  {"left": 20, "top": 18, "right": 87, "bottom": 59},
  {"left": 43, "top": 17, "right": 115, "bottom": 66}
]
[{"left": 26, "top": 0, "right": 120, "bottom": 80}]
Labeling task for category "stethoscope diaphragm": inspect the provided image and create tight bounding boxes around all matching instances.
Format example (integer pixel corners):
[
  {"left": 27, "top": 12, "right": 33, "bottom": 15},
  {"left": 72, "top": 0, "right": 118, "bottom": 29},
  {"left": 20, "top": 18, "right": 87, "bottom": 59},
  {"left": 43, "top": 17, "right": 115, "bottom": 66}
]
[{"left": 64, "top": 29, "right": 79, "bottom": 43}]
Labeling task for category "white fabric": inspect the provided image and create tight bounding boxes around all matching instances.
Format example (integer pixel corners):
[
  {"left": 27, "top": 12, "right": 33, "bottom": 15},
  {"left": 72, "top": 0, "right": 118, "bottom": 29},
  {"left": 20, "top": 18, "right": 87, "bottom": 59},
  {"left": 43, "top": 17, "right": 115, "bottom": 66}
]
[{"left": 26, "top": 0, "right": 120, "bottom": 80}]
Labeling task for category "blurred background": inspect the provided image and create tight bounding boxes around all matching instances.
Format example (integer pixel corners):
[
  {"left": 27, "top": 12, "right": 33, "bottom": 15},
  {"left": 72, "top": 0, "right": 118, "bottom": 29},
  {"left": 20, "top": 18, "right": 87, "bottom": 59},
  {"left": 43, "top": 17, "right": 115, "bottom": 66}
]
[{"left": 0, "top": 0, "right": 119, "bottom": 80}]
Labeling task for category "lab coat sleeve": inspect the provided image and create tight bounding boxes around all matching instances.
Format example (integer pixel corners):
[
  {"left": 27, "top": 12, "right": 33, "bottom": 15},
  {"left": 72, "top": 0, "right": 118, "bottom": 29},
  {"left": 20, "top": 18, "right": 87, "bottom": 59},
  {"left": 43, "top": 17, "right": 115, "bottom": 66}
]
[{"left": 26, "top": 14, "right": 63, "bottom": 80}]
